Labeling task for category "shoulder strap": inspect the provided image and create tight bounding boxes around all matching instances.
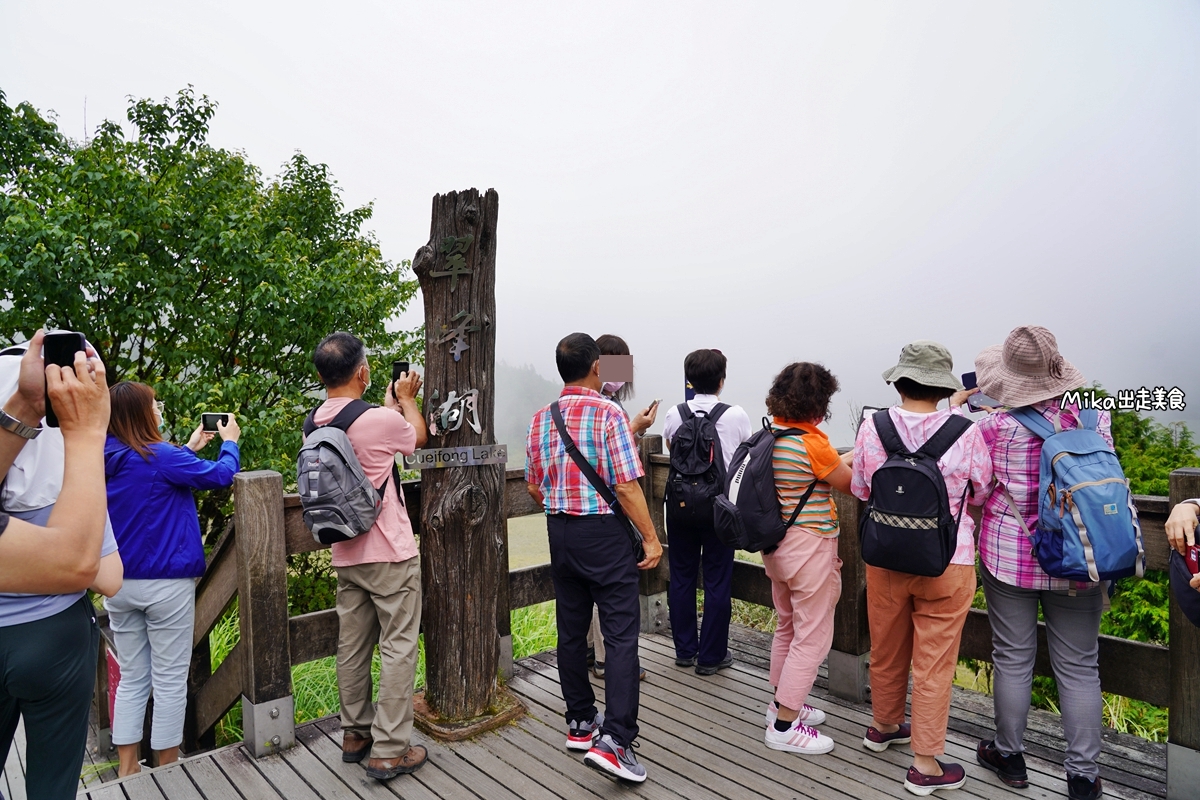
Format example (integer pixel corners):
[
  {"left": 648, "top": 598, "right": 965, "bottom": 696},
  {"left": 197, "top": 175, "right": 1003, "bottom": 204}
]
[
  {"left": 1009, "top": 407, "right": 1056, "bottom": 440},
  {"left": 677, "top": 403, "right": 694, "bottom": 421},
  {"left": 0, "top": 345, "right": 26, "bottom": 358},
  {"left": 706, "top": 403, "right": 729, "bottom": 425},
  {"left": 872, "top": 409, "right": 910, "bottom": 457},
  {"left": 785, "top": 480, "right": 819, "bottom": 529},
  {"left": 1078, "top": 407, "right": 1099, "bottom": 431},
  {"left": 916, "top": 414, "right": 972, "bottom": 462},
  {"left": 550, "top": 401, "right": 619, "bottom": 507},
  {"left": 303, "top": 399, "right": 374, "bottom": 438}
]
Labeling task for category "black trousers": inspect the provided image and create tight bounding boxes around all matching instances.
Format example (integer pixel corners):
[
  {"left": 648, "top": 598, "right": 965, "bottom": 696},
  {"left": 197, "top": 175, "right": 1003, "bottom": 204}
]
[
  {"left": 0, "top": 597, "right": 99, "bottom": 800},
  {"left": 667, "top": 513, "right": 734, "bottom": 666},
  {"left": 547, "top": 514, "right": 641, "bottom": 748}
]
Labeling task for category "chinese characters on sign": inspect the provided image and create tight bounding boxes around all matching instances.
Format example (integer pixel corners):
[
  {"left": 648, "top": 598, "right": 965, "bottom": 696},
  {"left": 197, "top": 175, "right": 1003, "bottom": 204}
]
[
  {"left": 429, "top": 234, "right": 474, "bottom": 292},
  {"left": 428, "top": 388, "right": 481, "bottom": 436},
  {"left": 437, "top": 311, "right": 480, "bottom": 362}
]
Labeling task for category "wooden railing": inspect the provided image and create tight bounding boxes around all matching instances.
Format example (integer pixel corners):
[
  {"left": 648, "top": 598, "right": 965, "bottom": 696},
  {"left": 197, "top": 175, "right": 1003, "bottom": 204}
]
[{"left": 91, "top": 438, "right": 1199, "bottom": 797}]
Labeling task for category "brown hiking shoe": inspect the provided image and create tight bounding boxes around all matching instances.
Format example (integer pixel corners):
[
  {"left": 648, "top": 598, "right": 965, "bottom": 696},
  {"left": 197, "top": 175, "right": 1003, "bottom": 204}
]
[
  {"left": 366, "top": 745, "right": 428, "bottom": 780},
  {"left": 342, "top": 731, "right": 373, "bottom": 763}
]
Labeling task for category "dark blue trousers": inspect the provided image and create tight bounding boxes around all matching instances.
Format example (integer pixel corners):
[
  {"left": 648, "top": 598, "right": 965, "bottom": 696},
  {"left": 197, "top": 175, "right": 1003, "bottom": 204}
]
[
  {"left": 0, "top": 597, "right": 99, "bottom": 800},
  {"left": 547, "top": 513, "right": 641, "bottom": 748},
  {"left": 667, "top": 514, "right": 734, "bottom": 667}
]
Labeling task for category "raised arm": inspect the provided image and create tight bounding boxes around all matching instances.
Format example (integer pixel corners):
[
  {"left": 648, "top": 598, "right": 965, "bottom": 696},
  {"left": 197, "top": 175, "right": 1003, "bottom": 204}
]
[{"left": 0, "top": 350, "right": 111, "bottom": 593}]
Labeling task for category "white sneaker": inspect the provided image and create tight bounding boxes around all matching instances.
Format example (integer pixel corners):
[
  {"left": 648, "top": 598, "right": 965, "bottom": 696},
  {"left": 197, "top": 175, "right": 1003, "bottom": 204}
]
[
  {"left": 764, "top": 719, "right": 835, "bottom": 755},
  {"left": 765, "top": 701, "right": 826, "bottom": 727}
]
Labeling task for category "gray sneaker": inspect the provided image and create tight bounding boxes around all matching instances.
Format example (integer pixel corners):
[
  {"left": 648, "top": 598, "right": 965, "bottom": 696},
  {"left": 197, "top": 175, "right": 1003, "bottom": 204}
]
[
  {"left": 584, "top": 734, "right": 646, "bottom": 782},
  {"left": 566, "top": 711, "right": 604, "bottom": 751}
]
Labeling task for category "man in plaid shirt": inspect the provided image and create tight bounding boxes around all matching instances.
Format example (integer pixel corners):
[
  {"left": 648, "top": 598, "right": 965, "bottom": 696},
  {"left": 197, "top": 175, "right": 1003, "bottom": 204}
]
[{"left": 525, "top": 332, "right": 661, "bottom": 783}]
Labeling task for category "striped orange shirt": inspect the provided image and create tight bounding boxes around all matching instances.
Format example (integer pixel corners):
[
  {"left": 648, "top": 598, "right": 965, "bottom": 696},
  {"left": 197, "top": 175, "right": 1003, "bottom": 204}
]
[{"left": 771, "top": 419, "right": 842, "bottom": 537}]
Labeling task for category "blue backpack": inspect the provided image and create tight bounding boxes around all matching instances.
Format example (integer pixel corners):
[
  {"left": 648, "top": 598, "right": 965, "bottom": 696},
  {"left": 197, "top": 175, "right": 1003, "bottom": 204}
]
[{"left": 1002, "top": 407, "right": 1145, "bottom": 582}]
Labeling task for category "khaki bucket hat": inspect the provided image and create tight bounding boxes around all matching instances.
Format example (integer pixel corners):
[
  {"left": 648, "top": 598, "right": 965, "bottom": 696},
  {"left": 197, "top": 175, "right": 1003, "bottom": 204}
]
[
  {"left": 974, "top": 325, "right": 1085, "bottom": 408},
  {"left": 881, "top": 340, "right": 964, "bottom": 392}
]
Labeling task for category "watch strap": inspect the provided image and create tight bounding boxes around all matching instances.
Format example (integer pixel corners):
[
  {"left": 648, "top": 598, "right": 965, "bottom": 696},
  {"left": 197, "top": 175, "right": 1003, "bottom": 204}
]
[{"left": 0, "top": 409, "right": 41, "bottom": 440}]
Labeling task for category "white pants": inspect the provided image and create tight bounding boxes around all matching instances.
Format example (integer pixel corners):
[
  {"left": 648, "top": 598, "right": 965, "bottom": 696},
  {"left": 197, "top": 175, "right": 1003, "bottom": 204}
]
[{"left": 105, "top": 578, "right": 196, "bottom": 750}]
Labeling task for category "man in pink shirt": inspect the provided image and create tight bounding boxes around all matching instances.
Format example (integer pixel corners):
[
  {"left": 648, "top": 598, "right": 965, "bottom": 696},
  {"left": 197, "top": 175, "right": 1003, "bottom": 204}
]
[{"left": 310, "top": 332, "right": 428, "bottom": 781}]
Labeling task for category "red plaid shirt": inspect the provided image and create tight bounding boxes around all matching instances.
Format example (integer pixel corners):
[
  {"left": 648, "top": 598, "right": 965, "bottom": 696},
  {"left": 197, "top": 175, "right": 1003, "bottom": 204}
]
[
  {"left": 525, "top": 386, "right": 645, "bottom": 515},
  {"left": 977, "top": 400, "right": 1113, "bottom": 591}
]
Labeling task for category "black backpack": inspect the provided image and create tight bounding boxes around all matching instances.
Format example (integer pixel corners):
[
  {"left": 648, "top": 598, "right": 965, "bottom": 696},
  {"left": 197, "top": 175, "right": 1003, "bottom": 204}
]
[
  {"left": 859, "top": 410, "right": 971, "bottom": 577},
  {"left": 665, "top": 403, "right": 729, "bottom": 526},
  {"left": 712, "top": 420, "right": 818, "bottom": 553}
]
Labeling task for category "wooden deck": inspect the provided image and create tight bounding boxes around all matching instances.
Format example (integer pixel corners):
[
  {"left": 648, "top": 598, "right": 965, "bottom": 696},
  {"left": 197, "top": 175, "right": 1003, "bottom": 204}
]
[{"left": 3, "top": 628, "right": 1167, "bottom": 799}]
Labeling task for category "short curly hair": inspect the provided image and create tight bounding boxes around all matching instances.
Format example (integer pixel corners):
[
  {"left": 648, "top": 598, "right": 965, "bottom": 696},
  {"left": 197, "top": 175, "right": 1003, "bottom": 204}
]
[{"left": 765, "top": 362, "right": 839, "bottom": 422}]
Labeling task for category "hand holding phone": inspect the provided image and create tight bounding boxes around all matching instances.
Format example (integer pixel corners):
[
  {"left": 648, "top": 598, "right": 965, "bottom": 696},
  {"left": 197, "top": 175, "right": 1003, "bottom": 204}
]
[
  {"left": 391, "top": 361, "right": 409, "bottom": 401},
  {"left": 42, "top": 331, "right": 87, "bottom": 428},
  {"left": 202, "top": 413, "right": 230, "bottom": 432},
  {"left": 961, "top": 372, "right": 1002, "bottom": 412}
]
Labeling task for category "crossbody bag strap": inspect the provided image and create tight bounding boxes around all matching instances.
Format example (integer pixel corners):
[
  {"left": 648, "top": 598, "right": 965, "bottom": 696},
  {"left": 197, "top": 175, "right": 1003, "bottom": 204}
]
[{"left": 550, "top": 400, "right": 620, "bottom": 508}]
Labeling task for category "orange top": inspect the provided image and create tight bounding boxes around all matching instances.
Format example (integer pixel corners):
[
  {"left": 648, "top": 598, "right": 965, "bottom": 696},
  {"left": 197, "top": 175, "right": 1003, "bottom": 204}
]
[{"left": 770, "top": 418, "right": 841, "bottom": 537}]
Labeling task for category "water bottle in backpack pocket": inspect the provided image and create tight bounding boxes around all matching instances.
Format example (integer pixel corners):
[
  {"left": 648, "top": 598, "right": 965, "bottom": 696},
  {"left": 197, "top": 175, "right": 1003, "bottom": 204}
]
[
  {"left": 859, "top": 410, "right": 972, "bottom": 578},
  {"left": 665, "top": 403, "right": 729, "bottom": 527},
  {"left": 1004, "top": 407, "right": 1144, "bottom": 582}
]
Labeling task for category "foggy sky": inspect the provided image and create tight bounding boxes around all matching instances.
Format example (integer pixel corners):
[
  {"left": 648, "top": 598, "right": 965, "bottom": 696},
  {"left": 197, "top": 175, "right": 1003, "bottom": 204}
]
[{"left": 3, "top": 1, "right": 1197, "bottom": 446}]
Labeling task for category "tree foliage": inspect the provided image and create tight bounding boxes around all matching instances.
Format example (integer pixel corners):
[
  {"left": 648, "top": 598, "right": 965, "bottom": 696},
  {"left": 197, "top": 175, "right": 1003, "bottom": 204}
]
[{"left": 0, "top": 87, "right": 420, "bottom": 534}]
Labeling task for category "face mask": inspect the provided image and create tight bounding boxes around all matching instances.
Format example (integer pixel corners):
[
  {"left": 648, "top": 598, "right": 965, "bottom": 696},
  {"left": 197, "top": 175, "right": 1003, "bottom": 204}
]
[{"left": 602, "top": 381, "right": 625, "bottom": 396}]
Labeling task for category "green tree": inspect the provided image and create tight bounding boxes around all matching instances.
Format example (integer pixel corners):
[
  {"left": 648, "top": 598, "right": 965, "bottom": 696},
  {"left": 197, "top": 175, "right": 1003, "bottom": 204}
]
[{"left": 0, "top": 87, "right": 420, "bottom": 536}]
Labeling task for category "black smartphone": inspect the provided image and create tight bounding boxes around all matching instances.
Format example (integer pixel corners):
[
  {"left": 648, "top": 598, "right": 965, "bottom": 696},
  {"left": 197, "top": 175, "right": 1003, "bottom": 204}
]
[
  {"left": 42, "top": 331, "right": 86, "bottom": 428},
  {"left": 202, "top": 413, "right": 230, "bottom": 432},
  {"left": 961, "top": 372, "right": 1002, "bottom": 412},
  {"left": 391, "top": 360, "right": 409, "bottom": 400}
]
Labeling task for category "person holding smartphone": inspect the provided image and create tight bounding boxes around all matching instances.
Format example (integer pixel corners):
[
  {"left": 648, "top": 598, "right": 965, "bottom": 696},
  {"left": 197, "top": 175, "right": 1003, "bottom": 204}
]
[
  {"left": 587, "top": 334, "right": 657, "bottom": 681},
  {"left": 0, "top": 330, "right": 123, "bottom": 800},
  {"left": 102, "top": 382, "right": 241, "bottom": 776}
]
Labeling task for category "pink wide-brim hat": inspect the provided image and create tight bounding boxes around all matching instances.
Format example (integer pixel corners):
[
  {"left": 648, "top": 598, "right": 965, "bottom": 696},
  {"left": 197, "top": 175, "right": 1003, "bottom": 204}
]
[{"left": 975, "top": 325, "right": 1086, "bottom": 408}]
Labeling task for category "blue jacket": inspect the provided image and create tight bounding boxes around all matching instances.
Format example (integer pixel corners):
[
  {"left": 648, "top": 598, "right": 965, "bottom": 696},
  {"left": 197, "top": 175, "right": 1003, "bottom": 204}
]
[{"left": 104, "top": 436, "right": 241, "bottom": 579}]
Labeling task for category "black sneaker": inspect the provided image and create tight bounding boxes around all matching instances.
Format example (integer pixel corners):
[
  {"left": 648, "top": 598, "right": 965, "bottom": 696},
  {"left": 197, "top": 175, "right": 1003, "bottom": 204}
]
[
  {"left": 976, "top": 740, "right": 1028, "bottom": 788},
  {"left": 675, "top": 656, "right": 696, "bottom": 668},
  {"left": 696, "top": 653, "right": 734, "bottom": 676},
  {"left": 1067, "top": 775, "right": 1103, "bottom": 800}
]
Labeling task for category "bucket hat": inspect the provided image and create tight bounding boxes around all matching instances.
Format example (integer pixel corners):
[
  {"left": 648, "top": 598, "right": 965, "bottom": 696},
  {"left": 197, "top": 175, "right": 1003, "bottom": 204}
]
[
  {"left": 974, "top": 326, "right": 1085, "bottom": 408},
  {"left": 881, "top": 340, "right": 964, "bottom": 393}
]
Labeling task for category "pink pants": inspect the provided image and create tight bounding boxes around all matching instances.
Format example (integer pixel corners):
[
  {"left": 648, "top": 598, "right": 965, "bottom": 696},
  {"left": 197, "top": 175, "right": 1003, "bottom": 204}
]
[{"left": 762, "top": 528, "right": 842, "bottom": 711}]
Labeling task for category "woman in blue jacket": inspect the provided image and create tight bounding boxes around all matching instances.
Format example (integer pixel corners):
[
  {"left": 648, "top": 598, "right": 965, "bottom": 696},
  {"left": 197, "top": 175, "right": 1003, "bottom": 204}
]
[{"left": 103, "top": 381, "right": 240, "bottom": 776}]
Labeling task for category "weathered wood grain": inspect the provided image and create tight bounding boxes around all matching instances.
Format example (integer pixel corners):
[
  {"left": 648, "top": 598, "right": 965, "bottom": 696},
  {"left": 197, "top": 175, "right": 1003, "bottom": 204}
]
[
  {"left": 288, "top": 609, "right": 339, "bottom": 666},
  {"left": 412, "top": 188, "right": 504, "bottom": 719},
  {"left": 233, "top": 471, "right": 292, "bottom": 704}
]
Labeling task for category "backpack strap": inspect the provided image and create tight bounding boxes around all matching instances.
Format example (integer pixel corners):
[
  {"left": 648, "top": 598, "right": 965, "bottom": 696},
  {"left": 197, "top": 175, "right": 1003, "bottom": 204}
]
[
  {"left": 1009, "top": 406, "right": 1057, "bottom": 440},
  {"left": 0, "top": 345, "right": 26, "bottom": 358},
  {"left": 1078, "top": 407, "right": 1099, "bottom": 431},
  {"left": 706, "top": 403, "right": 729, "bottom": 424},
  {"left": 872, "top": 409, "right": 911, "bottom": 457},
  {"left": 916, "top": 414, "right": 973, "bottom": 462},
  {"left": 677, "top": 403, "right": 694, "bottom": 421},
  {"left": 769, "top": 424, "right": 818, "bottom": 529},
  {"left": 303, "top": 400, "right": 405, "bottom": 506}
]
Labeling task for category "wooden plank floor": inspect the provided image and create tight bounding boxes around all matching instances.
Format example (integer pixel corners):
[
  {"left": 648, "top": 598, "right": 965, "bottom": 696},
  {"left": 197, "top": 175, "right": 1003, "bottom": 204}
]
[{"left": 45, "top": 628, "right": 1163, "bottom": 800}]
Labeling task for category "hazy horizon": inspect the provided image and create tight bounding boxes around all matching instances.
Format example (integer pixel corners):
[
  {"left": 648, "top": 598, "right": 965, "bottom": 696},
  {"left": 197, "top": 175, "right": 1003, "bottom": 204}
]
[{"left": 3, "top": 1, "right": 1197, "bottom": 447}]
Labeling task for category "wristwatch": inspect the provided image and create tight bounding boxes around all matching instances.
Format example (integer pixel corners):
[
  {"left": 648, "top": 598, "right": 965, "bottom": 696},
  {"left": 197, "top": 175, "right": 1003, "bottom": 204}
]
[{"left": 0, "top": 408, "right": 41, "bottom": 439}]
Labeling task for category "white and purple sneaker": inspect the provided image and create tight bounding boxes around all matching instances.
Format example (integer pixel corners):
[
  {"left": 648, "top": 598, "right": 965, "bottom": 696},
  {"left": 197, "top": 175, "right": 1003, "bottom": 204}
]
[
  {"left": 584, "top": 734, "right": 647, "bottom": 782},
  {"left": 765, "top": 701, "right": 826, "bottom": 727},
  {"left": 565, "top": 712, "right": 604, "bottom": 751},
  {"left": 764, "top": 719, "right": 835, "bottom": 755}
]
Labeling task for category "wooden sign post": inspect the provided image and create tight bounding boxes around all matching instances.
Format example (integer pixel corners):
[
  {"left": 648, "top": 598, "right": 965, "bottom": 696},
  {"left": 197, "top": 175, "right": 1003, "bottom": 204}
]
[{"left": 412, "top": 189, "right": 520, "bottom": 733}]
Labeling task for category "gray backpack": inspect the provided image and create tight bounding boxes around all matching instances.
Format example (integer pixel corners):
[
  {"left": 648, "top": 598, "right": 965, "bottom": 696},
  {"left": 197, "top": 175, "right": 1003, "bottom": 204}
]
[{"left": 298, "top": 400, "right": 403, "bottom": 545}]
